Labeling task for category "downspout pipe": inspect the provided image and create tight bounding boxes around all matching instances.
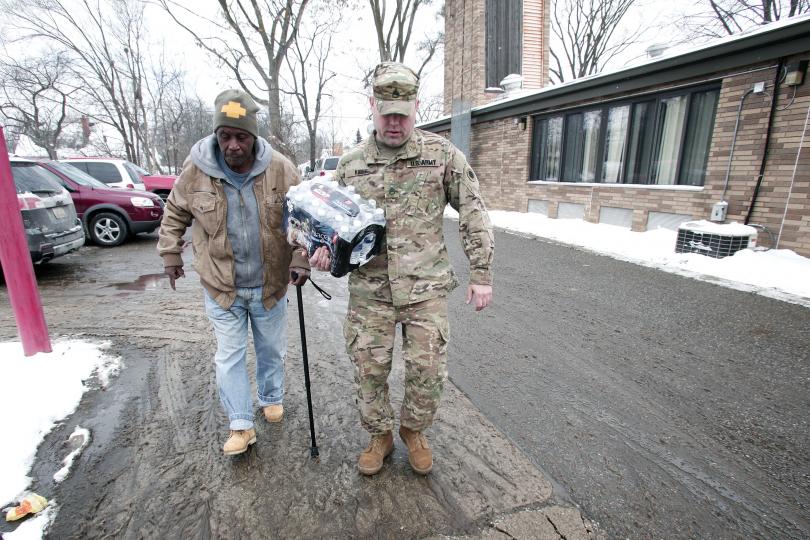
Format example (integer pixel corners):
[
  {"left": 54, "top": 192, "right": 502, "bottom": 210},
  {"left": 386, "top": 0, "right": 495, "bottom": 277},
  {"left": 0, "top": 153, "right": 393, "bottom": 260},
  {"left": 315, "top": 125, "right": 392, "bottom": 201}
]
[
  {"left": 721, "top": 87, "right": 754, "bottom": 201},
  {"left": 745, "top": 59, "right": 783, "bottom": 224}
]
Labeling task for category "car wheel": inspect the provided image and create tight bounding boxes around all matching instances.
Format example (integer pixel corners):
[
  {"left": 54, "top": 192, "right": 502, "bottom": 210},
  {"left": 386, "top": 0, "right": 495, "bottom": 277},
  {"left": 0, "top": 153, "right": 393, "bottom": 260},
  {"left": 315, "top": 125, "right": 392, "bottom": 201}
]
[
  {"left": 90, "top": 212, "right": 128, "bottom": 247},
  {"left": 155, "top": 190, "right": 170, "bottom": 202}
]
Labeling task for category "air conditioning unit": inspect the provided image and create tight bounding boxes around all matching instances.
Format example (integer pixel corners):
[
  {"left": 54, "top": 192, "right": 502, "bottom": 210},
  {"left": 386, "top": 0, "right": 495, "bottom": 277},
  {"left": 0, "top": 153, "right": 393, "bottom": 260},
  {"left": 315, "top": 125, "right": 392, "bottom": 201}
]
[{"left": 675, "top": 220, "right": 757, "bottom": 258}]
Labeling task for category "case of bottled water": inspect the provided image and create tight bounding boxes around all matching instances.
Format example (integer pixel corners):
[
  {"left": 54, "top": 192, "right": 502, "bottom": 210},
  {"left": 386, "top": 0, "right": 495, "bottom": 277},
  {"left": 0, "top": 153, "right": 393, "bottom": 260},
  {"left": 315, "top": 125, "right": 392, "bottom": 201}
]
[{"left": 284, "top": 179, "right": 386, "bottom": 277}]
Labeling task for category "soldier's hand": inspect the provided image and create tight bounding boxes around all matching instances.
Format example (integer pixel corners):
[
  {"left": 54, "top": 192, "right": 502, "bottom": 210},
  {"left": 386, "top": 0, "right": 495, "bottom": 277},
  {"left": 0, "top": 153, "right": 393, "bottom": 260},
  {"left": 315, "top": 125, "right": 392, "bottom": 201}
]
[
  {"left": 308, "top": 246, "right": 332, "bottom": 272},
  {"left": 466, "top": 284, "right": 492, "bottom": 312},
  {"left": 290, "top": 267, "right": 310, "bottom": 286},
  {"left": 165, "top": 265, "right": 185, "bottom": 291}
]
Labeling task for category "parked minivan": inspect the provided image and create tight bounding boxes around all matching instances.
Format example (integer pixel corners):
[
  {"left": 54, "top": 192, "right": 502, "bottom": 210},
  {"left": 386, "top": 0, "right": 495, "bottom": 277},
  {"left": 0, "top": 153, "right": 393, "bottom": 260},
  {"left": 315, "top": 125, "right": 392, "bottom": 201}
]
[
  {"left": 62, "top": 157, "right": 177, "bottom": 201},
  {"left": 10, "top": 158, "right": 85, "bottom": 263},
  {"left": 61, "top": 158, "right": 147, "bottom": 191},
  {"left": 35, "top": 160, "right": 164, "bottom": 247}
]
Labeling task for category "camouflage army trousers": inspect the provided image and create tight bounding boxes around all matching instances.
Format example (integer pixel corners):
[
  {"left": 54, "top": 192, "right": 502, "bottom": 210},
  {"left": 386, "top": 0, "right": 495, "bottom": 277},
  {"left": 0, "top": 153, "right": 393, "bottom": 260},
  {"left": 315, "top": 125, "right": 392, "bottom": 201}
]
[{"left": 343, "top": 295, "right": 450, "bottom": 435}]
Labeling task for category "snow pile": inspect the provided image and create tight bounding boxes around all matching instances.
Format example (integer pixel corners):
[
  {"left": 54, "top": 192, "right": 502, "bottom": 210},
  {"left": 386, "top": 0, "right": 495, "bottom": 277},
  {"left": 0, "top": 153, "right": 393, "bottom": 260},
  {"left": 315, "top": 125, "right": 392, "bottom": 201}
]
[
  {"left": 445, "top": 206, "right": 810, "bottom": 305},
  {"left": 0, "top": 340, "right": 118, "bottom": 507}
]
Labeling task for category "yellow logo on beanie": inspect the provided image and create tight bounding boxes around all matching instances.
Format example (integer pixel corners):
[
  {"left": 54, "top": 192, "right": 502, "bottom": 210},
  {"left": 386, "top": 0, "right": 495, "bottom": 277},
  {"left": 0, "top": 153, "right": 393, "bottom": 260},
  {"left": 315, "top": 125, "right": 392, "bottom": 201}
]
[{"left": 221, "top": 101, "right": 247, "bottom": 119}]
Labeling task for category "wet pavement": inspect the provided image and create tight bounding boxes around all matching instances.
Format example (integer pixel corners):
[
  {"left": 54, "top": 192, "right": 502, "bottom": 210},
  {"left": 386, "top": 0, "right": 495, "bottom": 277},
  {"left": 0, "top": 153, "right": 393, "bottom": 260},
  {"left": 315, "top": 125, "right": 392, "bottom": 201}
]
[
  {"left": 445, "top": 225, "right": 810, "bottom": 539},
  {"left": 0, "top": 233, "right": 597, "bottom": 539}
]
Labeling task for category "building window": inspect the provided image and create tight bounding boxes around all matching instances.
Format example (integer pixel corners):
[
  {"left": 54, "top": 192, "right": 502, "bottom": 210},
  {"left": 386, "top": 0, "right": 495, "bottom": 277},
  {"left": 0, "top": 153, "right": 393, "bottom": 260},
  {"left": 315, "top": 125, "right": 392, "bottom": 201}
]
[
  {"left": 602, "top": 105, "right": 629, "bottom": 183},
  {"left": 532, "top": 116, "right": 562, "bottom": 181},
  {"left": 485, "top": 0, "right": 522, "bottom": 88},
  {"left": 530, "top": 85, "right": 720, "bottom": 186}
]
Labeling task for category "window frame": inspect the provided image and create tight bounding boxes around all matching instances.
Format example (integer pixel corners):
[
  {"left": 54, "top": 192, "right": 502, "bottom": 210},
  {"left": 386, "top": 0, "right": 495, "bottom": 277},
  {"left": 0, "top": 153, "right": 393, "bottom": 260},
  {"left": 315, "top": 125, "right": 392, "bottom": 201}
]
[
  {"left": 485, "top": 0, "right": 523, "bottom": 89},
  {"left": 84, "top": 162, "right": 123, "bottom": 184},
  {"left": 529, "top": 83, "right": 721, "bottom": 186}
]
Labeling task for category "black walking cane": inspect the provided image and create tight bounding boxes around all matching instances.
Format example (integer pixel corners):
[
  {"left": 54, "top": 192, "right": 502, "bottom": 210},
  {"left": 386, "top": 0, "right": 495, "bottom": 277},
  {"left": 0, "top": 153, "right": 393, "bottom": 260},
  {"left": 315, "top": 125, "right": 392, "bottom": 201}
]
[{"left": 292, "top": 271, "right": 329, "bottom": 458}]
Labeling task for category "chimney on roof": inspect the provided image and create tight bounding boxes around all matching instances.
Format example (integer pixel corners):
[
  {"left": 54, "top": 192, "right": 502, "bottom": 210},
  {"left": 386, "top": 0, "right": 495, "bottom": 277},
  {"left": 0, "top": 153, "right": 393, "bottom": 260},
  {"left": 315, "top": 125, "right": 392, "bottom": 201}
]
[
  {"left": 444, "top": 0, "right": 549, "bottom": 114},
  {"left": 501, "top": 73, "right": 523, "bottom": 94}
]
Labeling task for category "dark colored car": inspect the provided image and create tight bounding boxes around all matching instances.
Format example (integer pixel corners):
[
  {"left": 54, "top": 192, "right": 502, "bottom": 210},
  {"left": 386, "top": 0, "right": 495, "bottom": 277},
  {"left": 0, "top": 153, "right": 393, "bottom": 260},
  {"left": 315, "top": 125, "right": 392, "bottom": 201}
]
[
  {"left": 9, "top": 158, "right": 85, "bottom": 263},
  {"left": 34, "top": 160, "right": 164, "bottom": 247}
]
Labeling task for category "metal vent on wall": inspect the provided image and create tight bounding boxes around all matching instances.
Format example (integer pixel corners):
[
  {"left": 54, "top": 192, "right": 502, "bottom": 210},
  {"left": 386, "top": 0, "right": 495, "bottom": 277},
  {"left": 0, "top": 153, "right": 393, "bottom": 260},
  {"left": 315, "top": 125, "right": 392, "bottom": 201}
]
[{"left": 675, "top": 220, "right": 757, "bottom": 259}]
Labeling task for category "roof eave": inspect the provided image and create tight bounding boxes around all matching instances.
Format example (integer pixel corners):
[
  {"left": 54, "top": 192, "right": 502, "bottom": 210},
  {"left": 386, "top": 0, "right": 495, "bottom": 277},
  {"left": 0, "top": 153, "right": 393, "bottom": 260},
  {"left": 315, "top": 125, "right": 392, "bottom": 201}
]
[{"left": 420, "top": 18, "right": 810, "bottom": 132}]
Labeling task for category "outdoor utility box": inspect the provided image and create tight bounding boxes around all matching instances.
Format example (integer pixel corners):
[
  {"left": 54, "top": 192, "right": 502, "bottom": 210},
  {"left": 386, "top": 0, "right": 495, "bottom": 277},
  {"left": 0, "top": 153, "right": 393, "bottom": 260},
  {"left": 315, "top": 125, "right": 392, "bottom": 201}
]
[
  {"left": 675, "top": 220, "right": 757, "bottom": 259},
  {"left": 710, "top": 201, "right": 728, "bottom": 222}
]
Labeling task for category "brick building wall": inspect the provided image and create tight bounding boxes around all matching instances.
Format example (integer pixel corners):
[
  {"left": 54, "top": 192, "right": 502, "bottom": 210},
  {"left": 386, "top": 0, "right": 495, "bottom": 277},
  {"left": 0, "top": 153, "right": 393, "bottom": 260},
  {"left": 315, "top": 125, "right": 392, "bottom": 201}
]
[
  {"left": 444, "top": 0, "right": 548, "bottom": 114},
  {"left": 444, "top": 0, "right": 487, "bottom": 113},
  {"left": 746, "top": 56, "right": 810, "bottom": 254},
  {"left": 522, "top": 0, "right": 549, "bottom": 89},
  {"left": 440, "top": 54, "right": 810, "bottom": 256}
]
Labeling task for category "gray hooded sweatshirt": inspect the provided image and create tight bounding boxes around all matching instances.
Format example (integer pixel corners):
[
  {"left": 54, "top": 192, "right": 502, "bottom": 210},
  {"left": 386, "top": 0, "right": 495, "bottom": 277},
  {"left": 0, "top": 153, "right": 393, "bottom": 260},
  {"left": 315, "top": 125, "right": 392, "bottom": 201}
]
[{"left": 189, "top": 133, "right": 272, "bottom": 288}]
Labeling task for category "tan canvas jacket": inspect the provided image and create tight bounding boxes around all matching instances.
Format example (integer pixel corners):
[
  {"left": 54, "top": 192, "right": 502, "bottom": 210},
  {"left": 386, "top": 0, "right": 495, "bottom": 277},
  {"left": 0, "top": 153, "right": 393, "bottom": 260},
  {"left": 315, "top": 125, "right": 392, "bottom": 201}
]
[{"left": 158, "top": 146, "right": 309, "bottom": 310}]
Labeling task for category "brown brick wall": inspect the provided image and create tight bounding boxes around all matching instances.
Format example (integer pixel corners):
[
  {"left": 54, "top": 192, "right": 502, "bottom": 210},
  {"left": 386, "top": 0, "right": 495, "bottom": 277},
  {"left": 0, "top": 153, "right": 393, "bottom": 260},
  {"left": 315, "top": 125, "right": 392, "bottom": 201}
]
[
  {"left": 746, "top": 58, "right": 810, "bottom": 254},
  {"left": 522, "top": 0, "right": 549, "bottom": 89},
  {"left": 440, "top": 54, "right": 810, "bottom": 256},
  {"left": 444, "top": 0, "right": 549, "bottom": 114},
  {"left": 443, "top": 0, "right": 489, "bottom": 113}
]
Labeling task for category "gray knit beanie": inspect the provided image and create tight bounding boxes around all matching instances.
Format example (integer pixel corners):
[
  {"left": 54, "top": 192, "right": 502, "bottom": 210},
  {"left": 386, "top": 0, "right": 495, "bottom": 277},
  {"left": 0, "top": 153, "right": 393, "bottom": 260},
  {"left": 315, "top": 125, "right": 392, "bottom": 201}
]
[{"left": 213, "top": 89, "right": 259, "bottom": 138}]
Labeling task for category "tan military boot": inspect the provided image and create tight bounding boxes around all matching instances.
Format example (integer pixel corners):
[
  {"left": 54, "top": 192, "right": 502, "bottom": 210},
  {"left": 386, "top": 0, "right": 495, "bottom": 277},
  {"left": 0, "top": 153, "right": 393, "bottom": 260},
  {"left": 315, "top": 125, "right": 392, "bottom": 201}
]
[
  {"left": 358, "top": 432, "right": 394, "bottom": 475},
  {"left": 263, "top": 404, "right": 284, "bottom": 423},
  {"left": 399, "top": 426, "right": 432, "bottom": 474},
  {"left": 223, "top": 428, "right": 256, "bottom": 456}
]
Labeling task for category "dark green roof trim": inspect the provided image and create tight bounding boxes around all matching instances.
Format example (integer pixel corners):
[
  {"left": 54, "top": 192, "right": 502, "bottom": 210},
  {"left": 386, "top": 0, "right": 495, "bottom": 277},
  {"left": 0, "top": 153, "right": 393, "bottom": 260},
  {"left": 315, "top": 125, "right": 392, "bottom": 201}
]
[{"left": 421, "top": 17, "right": 810, "bottom": 132}]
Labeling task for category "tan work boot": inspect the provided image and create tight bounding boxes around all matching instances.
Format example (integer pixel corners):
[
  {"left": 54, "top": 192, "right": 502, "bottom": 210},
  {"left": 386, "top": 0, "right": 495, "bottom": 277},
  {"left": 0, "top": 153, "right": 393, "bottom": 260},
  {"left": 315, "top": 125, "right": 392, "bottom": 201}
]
[
  {"left": 223, "top": 428, "right": 256, "bottom": 456},
  {"left": 358, "top": 432, "right": 394, "bottom": 476},
  {"left": 399, "top": 426, "right": 433, "bottom": 474},
  {"left": 263, "top": 404, "right": 284, "bottom": 423}
]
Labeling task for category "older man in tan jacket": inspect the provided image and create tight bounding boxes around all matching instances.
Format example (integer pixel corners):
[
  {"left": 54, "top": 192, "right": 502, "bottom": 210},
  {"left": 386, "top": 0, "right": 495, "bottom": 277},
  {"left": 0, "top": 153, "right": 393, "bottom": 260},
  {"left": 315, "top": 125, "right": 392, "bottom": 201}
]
[{"left": 158, "top": 89, "right": 309, "bottom": 456}]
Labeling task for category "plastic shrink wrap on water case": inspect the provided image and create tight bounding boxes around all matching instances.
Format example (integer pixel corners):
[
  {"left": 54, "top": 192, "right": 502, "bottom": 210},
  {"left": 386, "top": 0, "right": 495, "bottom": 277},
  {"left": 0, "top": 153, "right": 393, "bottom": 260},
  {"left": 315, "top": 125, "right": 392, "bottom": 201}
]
[{"left": 284, "top": 179, "right": 386, "bottom": 277}]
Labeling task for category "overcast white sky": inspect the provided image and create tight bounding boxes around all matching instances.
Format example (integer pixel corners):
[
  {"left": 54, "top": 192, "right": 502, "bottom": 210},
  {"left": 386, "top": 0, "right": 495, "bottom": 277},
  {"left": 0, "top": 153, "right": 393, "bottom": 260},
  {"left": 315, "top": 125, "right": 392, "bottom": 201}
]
[
  {"left": 3, "top": 0, "right": 708, "bottom": 156},
  {"left": 145, "top": 0, "right": 446, "bottom": 147},
  {"left": 150, "top": 0, "right": 695, "bottom": 148}
]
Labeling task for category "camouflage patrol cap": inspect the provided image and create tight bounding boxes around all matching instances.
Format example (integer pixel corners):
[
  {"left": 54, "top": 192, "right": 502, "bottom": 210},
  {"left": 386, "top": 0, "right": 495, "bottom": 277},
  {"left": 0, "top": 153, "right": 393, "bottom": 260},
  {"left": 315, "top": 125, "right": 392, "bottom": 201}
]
[{"left": 372, "top": 62, "right": 419, "bottom": 116}]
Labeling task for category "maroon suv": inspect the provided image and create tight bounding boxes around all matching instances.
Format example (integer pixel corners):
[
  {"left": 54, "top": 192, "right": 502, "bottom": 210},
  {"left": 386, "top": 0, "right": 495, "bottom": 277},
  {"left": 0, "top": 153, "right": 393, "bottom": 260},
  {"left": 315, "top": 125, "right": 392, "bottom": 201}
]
[{"left": 33, "top": 159, "right": 164, "bottom": 247}]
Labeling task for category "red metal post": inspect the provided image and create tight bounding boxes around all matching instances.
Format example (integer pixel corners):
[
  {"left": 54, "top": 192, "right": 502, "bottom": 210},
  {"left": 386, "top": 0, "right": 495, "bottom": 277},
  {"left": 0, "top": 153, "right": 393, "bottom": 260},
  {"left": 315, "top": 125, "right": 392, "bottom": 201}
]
[{"left": 0, "top": 126, "right": 52, "bottom": 356}]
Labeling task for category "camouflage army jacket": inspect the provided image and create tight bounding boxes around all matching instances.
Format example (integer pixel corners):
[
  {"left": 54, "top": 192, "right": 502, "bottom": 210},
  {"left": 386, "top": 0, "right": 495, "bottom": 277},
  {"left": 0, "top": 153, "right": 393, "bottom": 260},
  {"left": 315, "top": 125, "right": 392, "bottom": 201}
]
[{"left": 335, "top": 128, "right": 494, "bottom": 307}]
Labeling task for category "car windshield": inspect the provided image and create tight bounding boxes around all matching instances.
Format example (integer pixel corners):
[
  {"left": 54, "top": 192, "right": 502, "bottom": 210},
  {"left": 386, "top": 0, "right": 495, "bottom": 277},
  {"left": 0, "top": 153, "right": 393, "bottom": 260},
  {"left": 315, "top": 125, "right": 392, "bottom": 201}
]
[
  {"left": 47, "top": 161, "right": 108, "bottom": 188},
  {"left": 11, "top": 163, "right": 64, "bottom": 195},
  {"left": 124, "top": 162, "right": 151, "bottom": 179},
  {"left": 322, "top": 157, "right": 339, "bottom": 170}
]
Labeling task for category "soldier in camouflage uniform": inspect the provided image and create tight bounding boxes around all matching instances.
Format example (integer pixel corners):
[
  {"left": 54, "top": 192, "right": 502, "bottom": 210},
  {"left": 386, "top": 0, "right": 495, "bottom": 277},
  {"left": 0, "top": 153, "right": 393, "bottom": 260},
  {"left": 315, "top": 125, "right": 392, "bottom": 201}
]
[{"left": 310, "top": 62, "right": 494, "bottom": 475}]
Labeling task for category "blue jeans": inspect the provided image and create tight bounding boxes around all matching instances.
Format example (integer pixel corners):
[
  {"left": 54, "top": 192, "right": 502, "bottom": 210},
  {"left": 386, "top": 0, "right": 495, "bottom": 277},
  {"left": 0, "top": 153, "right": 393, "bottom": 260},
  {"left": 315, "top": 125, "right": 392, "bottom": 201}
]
[{"left": 204, "top": 287, "right": 287, "bottom": 430}]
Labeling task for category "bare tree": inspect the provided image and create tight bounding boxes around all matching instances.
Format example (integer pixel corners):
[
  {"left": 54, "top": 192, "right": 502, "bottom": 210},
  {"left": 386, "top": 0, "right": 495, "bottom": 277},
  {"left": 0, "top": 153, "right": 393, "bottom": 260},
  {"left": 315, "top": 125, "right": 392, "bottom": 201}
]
[
  {"left": 144, "top": 52, "right": 187, "bottom": 173},
  {"left": 0, "top": 0, "right": 157, "bottom": 165},
  {"left": 157, "top": 0, "right": 310, "bottom": 159},
  {"left": 550, "top": 0, "right": 643, "bottom": 84},
  {"left": 2, "top": 116, "right": 19, "bottom": 153},
  {"left": 416, "top": 92, "right": 444, "bottom": 123},
  {"left": 367, "top": 0, "right": 442, "bottom": 77},
  {"left": 682, "top": 0, "right": 809, "bottom": 38},
  {"left": 284, "top": 4, "right": 339, "bottom": 171},
  {"left": 0, "top": 50, "right": 77, "bottom": 158}
]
